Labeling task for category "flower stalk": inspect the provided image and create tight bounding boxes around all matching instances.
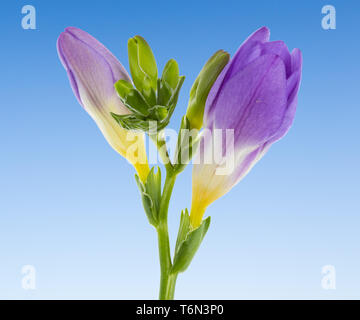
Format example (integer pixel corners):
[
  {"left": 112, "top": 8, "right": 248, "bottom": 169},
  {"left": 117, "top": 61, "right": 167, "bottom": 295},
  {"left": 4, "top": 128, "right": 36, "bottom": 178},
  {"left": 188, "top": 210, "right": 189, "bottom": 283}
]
[
  {"left": 156, "top": 170, "right": 178, "bottom": 299},
  {"left": 150, "top": 129, "right": 179, "bottom": 299},
  {"left": 58, "top": 26, "right": 302, "bottom": 300}
]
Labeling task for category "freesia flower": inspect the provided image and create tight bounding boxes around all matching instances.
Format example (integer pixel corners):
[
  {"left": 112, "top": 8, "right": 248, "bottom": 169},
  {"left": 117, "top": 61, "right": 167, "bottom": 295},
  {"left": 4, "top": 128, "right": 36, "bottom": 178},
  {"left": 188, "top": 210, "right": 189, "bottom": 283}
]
[
  {"left": 57, "top": 27, "right": 150, "bottom": 182},
  {"left": 190, "top": 27, "right": 302, "bottom": 228}
]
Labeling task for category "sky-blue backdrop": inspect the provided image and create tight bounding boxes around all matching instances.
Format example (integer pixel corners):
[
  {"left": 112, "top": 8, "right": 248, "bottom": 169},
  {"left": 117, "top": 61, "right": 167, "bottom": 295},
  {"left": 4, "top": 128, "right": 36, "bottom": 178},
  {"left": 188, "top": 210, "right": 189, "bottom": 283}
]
[{"left": 1, "top": 0, "right": 359, "bottom": 299}]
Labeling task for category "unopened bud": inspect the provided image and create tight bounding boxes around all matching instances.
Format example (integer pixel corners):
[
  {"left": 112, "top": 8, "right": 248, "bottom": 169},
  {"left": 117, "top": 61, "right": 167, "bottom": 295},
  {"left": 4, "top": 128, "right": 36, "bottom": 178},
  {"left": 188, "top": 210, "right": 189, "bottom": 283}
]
[{"left": 186, "top": 50, "right": 229, "bottom": 130}]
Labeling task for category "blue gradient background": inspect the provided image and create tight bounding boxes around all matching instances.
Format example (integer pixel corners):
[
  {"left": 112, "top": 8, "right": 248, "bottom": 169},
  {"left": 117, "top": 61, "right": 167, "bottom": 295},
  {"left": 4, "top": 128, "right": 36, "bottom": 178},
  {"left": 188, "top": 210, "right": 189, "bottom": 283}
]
[{"left": 1, "top": 0, "right": 359, "bottom": 299}]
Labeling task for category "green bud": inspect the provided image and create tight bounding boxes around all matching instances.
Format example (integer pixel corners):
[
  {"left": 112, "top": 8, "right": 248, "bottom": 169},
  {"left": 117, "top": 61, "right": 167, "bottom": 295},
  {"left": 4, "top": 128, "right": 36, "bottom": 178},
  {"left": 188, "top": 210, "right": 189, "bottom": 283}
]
[
  {"left": 114, "top": 79, "right": 133, "bottom": 100},
  {"left": 161, "top": 59, "right": 179, "bottom": 91},
  {"left": 128, "top": 35, "right": 158, "bottom": 101},
  {"left": 157, "top": 60, "right": 180, "bottom": 106},
  {"left": 186, "top": 50, "right": 230, "bottom": 130}
]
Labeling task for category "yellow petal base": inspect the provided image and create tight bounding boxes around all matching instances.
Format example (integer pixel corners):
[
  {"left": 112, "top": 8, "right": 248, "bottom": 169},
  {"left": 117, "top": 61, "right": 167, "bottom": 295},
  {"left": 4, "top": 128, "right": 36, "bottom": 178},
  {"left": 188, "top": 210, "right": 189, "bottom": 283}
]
[
  {"left": 134, "top": 161, "right": 150, "bottom": 183},
  {"left": 190, "top": 202, "right": 207, "bottom": 229}
]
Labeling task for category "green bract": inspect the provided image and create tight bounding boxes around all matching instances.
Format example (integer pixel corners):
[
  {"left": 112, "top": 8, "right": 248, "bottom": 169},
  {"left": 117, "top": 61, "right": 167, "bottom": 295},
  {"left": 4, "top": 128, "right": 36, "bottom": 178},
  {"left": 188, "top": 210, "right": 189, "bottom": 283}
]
[
  {"left": 171, "top": 209, "right": 211, "bottom": 274},
  {"left": 135, "top": 167, "right": 162, "bottom": 227}
]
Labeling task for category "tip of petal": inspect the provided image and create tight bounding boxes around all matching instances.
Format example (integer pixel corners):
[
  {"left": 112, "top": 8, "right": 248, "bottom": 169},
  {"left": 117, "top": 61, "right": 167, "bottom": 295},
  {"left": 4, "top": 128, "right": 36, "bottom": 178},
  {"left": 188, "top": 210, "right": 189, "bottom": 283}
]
[
  {"left": 56, "top": 32, "right": 69, "bottom": 62},
  {"left": 56, "top": 31, "right": 81, "bottom": 103},
  {"left": 62, "top": 27, "right": 99, "bottom": 47},
  {"left": 247, "top": 26, "right": 270, "bottom": 43},
  {"left": 65, "top": 26, "right": 80, "bottom": 32},
  {"left": 64, "top": 26, "right": 87, "bottom": 39},
  {"left": 291, "top": 48, "right": 302, "bottom": 73},
  {"left": 57, "top": 28, "right": 79, "bottom": 50}
]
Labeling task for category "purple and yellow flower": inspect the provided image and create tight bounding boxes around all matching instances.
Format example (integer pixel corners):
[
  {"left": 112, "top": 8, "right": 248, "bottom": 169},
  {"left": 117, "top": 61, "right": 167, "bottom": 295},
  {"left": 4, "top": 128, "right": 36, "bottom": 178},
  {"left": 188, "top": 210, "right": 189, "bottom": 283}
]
[
  {"left": 57, "top": 27, "right": 149, "bottom": 182},
  {"left": 190, "top": 27, "right": 302, "bottom": 228}
]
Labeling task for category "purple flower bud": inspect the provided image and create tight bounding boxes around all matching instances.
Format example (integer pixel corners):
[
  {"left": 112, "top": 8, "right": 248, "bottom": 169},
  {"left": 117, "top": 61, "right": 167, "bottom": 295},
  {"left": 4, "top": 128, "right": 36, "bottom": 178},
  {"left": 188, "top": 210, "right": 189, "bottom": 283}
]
[
  {"left": 57, "top": 27, "right": 149, "bottom": 182},
  {"left": 190, "top": 27, "right": 302, "bottom": 228}
]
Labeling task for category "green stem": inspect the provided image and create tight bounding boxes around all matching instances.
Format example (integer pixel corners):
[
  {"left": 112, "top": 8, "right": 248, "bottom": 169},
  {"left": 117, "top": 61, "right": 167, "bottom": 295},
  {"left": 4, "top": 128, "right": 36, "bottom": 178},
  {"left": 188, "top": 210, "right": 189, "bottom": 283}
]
[
  {"left": 150, "top": 132, "right": 173, "bottom": 172},
  {"left": 148, "top": 130, "right": 182, "bottom": 299},
  {"left": 157, "top": 171, "right": 178, "bottom": 300}
]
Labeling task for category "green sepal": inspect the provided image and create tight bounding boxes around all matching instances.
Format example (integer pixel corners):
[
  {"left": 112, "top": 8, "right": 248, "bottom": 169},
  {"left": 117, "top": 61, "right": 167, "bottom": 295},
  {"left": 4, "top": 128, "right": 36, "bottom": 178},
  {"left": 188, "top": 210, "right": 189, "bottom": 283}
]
[
  {"left": 171, "top": 209, "right": 211, "bottom": 274},
  {"left": 134, "top": 166, "right": 162, "bottom": 227}
]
